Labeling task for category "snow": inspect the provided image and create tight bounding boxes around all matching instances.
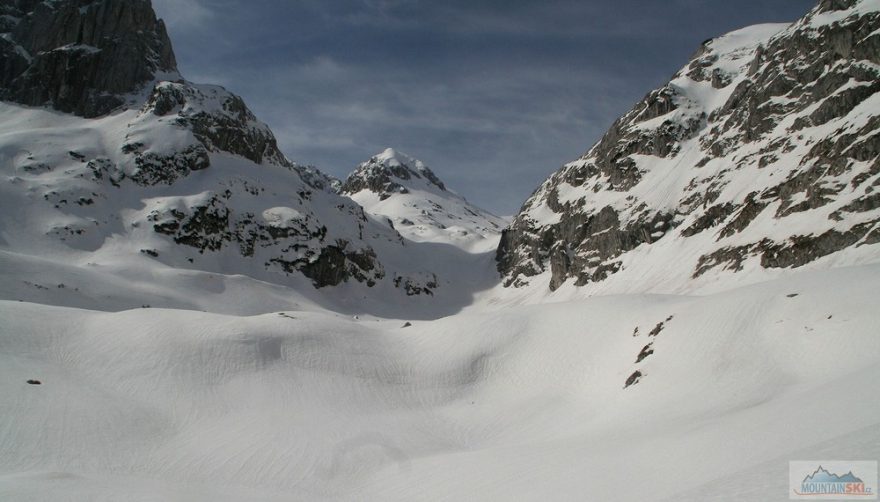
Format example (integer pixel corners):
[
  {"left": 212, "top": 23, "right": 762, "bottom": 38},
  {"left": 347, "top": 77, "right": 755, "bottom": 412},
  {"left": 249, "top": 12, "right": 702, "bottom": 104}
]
[
  {"left": 704, "top": 23, "right": 790, "bottom": 59},
  {"left": 55, "top": 43, "right": 101, "bottom": 54},
  {"left": 0, "top": 265, "right": 877, "bottom": 500},
  {"left": 261, "top": 207, "right": 306, "bottom": 226},
  {"left": 4, "top": 109, "right": 872, "bottom": 492},
  {"left": 374, "top": 147, "right": 424, "bottom": 170},
  {"left": 806, "top": 0, "right": 880, "bottom": 28}
]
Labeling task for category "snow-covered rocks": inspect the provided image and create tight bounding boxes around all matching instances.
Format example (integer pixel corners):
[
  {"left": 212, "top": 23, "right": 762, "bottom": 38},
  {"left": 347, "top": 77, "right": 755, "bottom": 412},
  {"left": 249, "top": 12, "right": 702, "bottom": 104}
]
[
  {"left": 0, "top": 98, "right": 399, "bottom": 292},
  {"left": 0, "top": 0, "right": 433, "bottom": 298},
  {"left": 342, "top": 147, "right": 447, "bottom": 198},
  {"left": 498, "top": 0, "right": 880, "bottom": 293},
  {"left": 139, "top": 81, "right": 292, "bottom": 169}
]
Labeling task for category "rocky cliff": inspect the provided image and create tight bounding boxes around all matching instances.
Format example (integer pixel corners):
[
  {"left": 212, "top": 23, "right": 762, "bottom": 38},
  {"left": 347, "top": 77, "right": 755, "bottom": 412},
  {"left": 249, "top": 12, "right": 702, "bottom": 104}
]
[
  {"left": 0, "top": 0, "right": 177, "bottom": 117},
  {"left": 497, "top": 0, "right": 880, "bottom": 292}
]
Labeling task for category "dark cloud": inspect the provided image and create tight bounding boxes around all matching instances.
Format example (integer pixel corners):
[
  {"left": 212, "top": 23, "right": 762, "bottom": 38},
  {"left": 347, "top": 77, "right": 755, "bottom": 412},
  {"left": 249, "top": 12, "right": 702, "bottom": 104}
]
[{"left": 154, "top": 0, "right": 816, "bottom": 214}]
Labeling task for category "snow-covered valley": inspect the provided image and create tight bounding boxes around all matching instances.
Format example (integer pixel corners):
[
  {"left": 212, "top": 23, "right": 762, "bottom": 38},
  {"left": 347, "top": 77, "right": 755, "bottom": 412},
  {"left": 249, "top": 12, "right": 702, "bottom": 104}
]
[
  {"left": 2, "top": 265, "right": 879, "bottom": 501},
  {"left": 1, "top": 0, "right": 879, "bottom": 500}
]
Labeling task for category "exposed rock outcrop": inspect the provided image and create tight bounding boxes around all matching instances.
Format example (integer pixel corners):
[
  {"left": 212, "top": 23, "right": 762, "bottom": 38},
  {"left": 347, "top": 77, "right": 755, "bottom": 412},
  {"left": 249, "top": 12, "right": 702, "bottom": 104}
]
[{"left": 141, "top": 82, "right": 293, "bottom": 168}]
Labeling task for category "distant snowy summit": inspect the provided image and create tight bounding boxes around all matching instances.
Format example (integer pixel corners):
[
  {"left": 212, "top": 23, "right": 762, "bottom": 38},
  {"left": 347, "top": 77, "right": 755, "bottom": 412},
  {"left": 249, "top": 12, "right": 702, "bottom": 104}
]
[
  {"left": 341, "top": 148, "right": 507, "bottom": 252},
  {"left": 342, "top": 148, "right": 447, "bottom": 199},
  {"left": 498, "top": 0, "right": 880, "bottom": 294}
]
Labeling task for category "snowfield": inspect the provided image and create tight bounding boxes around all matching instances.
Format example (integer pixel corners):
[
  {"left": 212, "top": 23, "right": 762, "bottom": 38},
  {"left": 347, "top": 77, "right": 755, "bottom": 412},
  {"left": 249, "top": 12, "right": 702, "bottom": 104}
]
[{"left": 1, "top": 264, "right": 878, "bottom": 501}]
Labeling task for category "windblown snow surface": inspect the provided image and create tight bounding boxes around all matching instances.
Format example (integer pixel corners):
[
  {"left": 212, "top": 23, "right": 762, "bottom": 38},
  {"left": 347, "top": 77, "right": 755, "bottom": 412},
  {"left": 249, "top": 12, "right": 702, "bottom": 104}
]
[{"left": 1, "top": 265, "right": 878, "bottom": 501}]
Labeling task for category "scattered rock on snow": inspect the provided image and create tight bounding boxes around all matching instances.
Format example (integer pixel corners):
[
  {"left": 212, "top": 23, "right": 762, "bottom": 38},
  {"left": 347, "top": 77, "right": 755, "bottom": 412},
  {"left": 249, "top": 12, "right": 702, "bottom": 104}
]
[
  {"left": 635, "top": 343, "right": 655, "bottom": 364},
  {"left": 624, "top": 371, "right": 643, "bottom": 389}
]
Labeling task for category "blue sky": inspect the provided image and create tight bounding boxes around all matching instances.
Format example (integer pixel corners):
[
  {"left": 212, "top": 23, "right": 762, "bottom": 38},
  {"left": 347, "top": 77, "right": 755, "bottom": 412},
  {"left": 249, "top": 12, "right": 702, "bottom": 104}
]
[{"left": 153, "top": 0, "right": 816, "bottom": 214}]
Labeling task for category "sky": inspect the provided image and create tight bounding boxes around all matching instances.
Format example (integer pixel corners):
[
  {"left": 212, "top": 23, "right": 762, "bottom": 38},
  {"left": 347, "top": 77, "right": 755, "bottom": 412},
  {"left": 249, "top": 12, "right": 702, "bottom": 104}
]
[{"left": 152, "top": 0, "right": 816, "bottom": 215}]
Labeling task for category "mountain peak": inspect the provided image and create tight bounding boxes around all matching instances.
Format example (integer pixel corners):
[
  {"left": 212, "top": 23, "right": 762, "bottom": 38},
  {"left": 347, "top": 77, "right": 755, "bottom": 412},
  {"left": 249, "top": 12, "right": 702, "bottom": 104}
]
[
  {"left": 340, "top": 149, "right": 505, "bottom": 250},
  {"left": 341, "top": 147, "right": 446, "bottom": 199},
  {"left": 374, "top": 147, "right": 421, "bottom": 168}
]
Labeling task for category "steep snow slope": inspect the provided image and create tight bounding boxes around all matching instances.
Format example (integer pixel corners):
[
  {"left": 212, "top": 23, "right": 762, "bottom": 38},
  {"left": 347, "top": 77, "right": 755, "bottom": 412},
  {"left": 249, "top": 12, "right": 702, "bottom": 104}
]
[
  {"left": 1, "top": 265, "right": 878, "bottom": 500},
  {"left": 498, "top": 0, "right": 880, "bottom": 295},
  {"left": 342, "top": 148, "right": 507, "bottom": 252}
]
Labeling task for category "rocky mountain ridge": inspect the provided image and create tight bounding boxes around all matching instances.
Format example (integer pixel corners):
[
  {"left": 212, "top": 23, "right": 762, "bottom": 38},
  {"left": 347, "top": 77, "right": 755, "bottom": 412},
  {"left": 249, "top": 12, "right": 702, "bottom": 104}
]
[{"left": 497, "top": 0, "right": 880, "bottom": 293}]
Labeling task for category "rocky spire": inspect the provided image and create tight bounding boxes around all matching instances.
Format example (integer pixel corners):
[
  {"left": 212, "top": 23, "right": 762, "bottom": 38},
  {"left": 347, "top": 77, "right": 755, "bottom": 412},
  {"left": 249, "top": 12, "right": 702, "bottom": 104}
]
[{"left": 0, "top": 0, "right": 178, "bottom": 117}]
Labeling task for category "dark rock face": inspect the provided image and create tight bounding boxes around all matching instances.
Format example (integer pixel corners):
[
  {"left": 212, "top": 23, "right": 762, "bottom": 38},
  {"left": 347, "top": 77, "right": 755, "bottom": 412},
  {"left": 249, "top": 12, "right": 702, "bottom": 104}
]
[
  {"left": 635, "top": 343, "right": 654, "bottom": 364},
  {"left": 0, "top": 0, "right": 177, "bottom": 117},
  {"left": 149, "top": 191, "right": 386, "bottom": 288},
  {"left": 119, "top": 141, "right": 210, "bottom": 186},
  {"left": 299, "top": 244, "right": 382, "bottom": 288},
  {"left": 694, "top": 222, "right": 880, "bottom": 277},
  {"left": 140, "top": 82, "right": 293, "bottom": 169},
  {"left": 392, "top": 273, "right": 439, "bottom": 296},
  {"left": 817, "top": 0, "right": 859, "bottom": 13},
  {"left": 498, "top": 0, "right": 880, "bottom": 291},
  {"left": 498, "top": 200, "right": 675, "bottom": 289}
]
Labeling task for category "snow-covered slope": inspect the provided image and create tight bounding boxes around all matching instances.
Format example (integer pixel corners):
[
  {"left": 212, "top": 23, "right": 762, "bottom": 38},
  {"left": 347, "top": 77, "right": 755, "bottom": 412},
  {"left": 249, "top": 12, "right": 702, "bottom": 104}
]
[
  {"left": 342, "top": 148, "right": 507, "bottom": 252},
  {"left": 1, "top": 264, "right": 878, "bottom": 500},
  {"left": 0, "top": 93, "right": 512, "bottom": 315},
  {"left": 498, "top": 0, "right": 880, "bottom": 295}
]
